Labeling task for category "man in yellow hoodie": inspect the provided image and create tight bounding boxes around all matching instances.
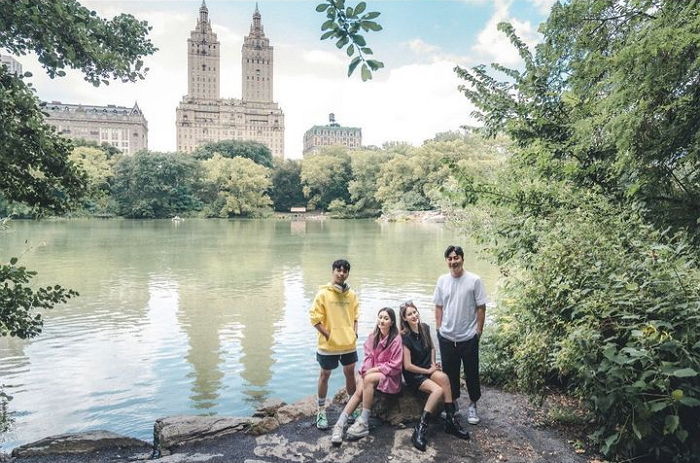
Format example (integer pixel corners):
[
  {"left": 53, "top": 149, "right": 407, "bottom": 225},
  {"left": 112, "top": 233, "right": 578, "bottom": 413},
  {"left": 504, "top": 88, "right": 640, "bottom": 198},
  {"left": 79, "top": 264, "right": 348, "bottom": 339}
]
[{"left": 309, "top": 259, "right": 359, "bottom": 430}]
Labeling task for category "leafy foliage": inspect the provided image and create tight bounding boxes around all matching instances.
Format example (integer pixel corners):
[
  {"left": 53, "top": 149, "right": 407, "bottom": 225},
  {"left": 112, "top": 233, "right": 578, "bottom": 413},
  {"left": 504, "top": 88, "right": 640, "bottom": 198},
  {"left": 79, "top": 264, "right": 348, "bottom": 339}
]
[
  {"left": 0, "top": 257, "right": 78, "bottom": 339},
  {"left": 300, "top": 147, "right": 352, "bottom": 210},
  {"left": 200, "top": 155, "right": 272, "bottom": 217},
  {"left": 270, "top": 159, "right": 305, "bottom": 212},
  {"left": 112, "top": 152, "right": 203, "bottom": 218},
  {"left": 192, "top": 140, "right": 273, "bottom": 169},
  {"left": 451, "top": 0, "right": 700, "bottom": 460},
  {"left": 69, "top": 146, "right": 117, "bottom": 215},
  {"left": 315, "top": 0, "right": 384, "bottom": 80}
]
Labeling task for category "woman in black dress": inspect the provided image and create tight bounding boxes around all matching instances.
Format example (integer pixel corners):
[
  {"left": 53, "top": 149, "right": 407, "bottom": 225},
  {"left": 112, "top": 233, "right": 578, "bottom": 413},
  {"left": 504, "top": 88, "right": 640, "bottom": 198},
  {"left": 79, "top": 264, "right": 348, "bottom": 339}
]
[{"left": 400, "top": 301, "right": 470, "bottom": 451}]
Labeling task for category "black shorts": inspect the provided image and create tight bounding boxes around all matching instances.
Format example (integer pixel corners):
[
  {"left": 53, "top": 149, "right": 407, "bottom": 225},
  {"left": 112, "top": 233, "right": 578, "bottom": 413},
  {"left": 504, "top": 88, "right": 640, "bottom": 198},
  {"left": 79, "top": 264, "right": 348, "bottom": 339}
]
[
  {"left": 316, "top": 351, "right": 358, "bottom": 370},
  {"left": 404, "top": 372, "right": 430, "bottom": 391}
]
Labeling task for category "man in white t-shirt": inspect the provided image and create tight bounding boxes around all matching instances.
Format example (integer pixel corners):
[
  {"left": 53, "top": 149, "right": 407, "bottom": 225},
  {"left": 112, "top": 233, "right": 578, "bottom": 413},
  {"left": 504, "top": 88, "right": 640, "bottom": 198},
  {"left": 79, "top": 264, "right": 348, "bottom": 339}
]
[{"left": 433, "top": 245, "right": 487, "bottom": 425}]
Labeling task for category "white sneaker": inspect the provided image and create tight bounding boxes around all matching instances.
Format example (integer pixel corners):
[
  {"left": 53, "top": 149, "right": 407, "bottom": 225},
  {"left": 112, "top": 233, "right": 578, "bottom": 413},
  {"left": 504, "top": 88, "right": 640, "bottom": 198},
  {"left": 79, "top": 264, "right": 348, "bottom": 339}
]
[
  {"left": 346, "top": 418, "right": 369, "bottom": 439},
  {"left": 331, "top": 424, "right": 343, "bottom": 446},
  {"left": 467, "top": 403, "right": 480, "bottom": 425}
]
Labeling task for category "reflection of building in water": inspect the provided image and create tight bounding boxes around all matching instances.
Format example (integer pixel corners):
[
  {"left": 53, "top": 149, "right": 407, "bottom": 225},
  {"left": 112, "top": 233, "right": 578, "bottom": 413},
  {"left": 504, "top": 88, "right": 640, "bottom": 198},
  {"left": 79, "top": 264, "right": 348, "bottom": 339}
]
[{"left": 174, "top": 222, "right": 286, "bottom": 407}]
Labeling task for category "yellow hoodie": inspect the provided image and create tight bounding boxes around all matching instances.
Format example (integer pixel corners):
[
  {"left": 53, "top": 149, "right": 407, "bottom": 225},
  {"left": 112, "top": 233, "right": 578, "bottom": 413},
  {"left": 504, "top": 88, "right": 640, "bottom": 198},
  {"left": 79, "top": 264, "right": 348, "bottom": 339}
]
[{"left": 309, "top": 283, "right": 359, "bottom": 354}]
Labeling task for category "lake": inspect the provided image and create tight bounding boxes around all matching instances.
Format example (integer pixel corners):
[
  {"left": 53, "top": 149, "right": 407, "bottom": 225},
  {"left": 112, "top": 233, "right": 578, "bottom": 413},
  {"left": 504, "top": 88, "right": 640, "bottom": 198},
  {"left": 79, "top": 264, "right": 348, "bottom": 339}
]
[{"left": 0, "top": 218, "right": 498, "bottom": 449}]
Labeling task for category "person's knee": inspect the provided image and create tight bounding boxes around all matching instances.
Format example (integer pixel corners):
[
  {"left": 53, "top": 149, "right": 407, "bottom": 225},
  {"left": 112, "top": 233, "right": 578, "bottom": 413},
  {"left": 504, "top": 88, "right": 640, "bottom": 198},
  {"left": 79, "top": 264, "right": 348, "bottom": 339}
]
[{"left": 319, "top": 369, "right": 332, "bottom": 381}]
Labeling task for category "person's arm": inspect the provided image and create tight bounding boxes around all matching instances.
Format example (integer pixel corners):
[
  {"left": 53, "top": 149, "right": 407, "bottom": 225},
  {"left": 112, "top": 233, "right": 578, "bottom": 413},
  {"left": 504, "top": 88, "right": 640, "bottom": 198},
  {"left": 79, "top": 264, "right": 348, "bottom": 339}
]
[
  {"left": 314, "top": 323, "right": 330, "bottom": 340},
  {"left": 435, "top": 304, "right": 443, "bottom": 331},
  {"left": 377, "top": 336, "right": 404, "bottom": 376},
  {"left": 403, "top": 345, "right": 436, "bottom": 375},
  {"left": 475, "top": 304, "right": 486, "bottom": 336}
]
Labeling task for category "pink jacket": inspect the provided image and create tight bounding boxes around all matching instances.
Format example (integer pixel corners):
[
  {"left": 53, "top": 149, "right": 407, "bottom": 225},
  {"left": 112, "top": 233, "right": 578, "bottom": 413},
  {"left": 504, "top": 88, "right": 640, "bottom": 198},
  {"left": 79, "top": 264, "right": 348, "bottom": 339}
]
[{"left": 359, "top": 332, "right": 403, "bottom": 394}]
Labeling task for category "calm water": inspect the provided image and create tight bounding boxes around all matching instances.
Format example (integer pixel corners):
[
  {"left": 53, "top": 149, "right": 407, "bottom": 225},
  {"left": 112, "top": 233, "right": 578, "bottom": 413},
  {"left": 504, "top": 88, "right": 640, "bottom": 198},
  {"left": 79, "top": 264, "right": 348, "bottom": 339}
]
[{"left": 0, "top": 219, "right": 498, "bottom": 449}]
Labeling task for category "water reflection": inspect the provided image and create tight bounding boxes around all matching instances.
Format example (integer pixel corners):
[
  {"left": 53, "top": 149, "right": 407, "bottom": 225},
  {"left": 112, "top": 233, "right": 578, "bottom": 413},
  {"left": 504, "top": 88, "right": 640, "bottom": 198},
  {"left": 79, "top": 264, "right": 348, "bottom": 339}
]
[{"left": 0, "top": 219, "right": 497, "bottom": 449}]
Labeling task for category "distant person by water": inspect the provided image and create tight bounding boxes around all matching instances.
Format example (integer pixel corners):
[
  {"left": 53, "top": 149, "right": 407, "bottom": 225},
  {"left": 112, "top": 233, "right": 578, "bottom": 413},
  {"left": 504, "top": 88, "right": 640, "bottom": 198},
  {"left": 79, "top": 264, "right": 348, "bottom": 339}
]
[
  {"left": 309, "top": 259, "right": 359, "bottom": 431},
  {"left": 400, "top": 301, "right": 470, "bottom": 451},
  {"left": 434, "top": 245, "right": 488, "bottom": 426},
  {"left": 330, "top": 307, "right": 403, "bottom": 445}
]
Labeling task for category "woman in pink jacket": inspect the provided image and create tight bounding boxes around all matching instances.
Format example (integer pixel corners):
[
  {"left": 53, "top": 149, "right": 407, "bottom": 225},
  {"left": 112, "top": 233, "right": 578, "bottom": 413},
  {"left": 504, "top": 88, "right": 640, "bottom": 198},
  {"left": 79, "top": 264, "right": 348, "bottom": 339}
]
[{"left": 331, "top": 307, "right": 403, "bottom": 445}]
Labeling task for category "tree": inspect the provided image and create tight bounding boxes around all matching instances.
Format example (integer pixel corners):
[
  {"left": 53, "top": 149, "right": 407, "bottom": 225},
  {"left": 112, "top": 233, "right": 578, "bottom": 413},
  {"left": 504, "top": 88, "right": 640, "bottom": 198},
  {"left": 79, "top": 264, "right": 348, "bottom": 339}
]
[
  {"left": 1, "top": 0, "right": 155, "bottom": 338},
  {"left": 201, "top": 155, "right": 272, "bottom": 217},
  {"left": 112, "top": 151, "right": 203, "bottom": 218},
  {"left": 270, "top": 159, "right": 305, "bottom": 212},
  {"left": 300, "top": 147, "right": 352, "bottom": 210},
  {"left": 193, "top": 140, "right": 273, "bottom": 168},
  {"left": 69, "top": 146, "right": 117, "bottom": 214}
]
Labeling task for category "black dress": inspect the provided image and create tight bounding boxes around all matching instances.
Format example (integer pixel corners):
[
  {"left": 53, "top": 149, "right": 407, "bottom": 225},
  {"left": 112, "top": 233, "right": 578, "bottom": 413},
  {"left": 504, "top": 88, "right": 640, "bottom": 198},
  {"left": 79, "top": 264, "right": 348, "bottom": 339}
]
[{"left": 402, "top": 323, "right": 433, "bottom": 391}]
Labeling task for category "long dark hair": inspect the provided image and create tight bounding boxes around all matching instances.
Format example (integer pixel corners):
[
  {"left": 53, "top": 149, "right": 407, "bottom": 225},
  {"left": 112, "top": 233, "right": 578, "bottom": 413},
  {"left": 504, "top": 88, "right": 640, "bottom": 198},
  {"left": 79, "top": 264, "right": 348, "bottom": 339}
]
[
  {"left": 400, "top": 302, "right": 433, "bottom": 351},
  {"left": 373, "top": 307, "right": 399, "bottom": 350}
]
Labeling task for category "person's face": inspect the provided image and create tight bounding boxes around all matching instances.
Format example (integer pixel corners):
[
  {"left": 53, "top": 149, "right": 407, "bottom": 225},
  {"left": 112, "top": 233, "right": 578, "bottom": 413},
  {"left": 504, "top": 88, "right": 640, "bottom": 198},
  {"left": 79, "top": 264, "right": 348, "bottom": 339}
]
[
  {"left": 446, "top": 251, "right": 464, "bottom": 273},
  {"left": 377, "top": 310, "right": 393, "bottom": 331},
  {"left": 402, "top": 306, "right": 420, "bottom": 327},
  {"left": 332, "top": 266, "right": 349, "bottom": 285}
]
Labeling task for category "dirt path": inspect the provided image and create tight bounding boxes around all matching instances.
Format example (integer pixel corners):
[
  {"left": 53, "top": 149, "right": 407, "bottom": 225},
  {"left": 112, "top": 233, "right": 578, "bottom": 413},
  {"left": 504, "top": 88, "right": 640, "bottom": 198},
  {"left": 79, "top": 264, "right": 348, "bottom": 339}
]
[{"left": 9, "top": 386, "right": 594, "bottom": 463}]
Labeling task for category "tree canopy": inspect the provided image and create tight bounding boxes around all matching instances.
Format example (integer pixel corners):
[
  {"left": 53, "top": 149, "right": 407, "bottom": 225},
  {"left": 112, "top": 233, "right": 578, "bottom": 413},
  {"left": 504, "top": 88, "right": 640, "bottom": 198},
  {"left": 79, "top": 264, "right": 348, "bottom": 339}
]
[{"left": 193, "top": 139, "right": 274, "bottom": 168}]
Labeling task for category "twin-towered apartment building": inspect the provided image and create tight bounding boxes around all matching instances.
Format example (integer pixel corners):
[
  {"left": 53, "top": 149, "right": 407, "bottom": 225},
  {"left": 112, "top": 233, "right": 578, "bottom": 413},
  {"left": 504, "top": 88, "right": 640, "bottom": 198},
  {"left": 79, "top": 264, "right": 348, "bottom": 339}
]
[{"left": 29, "top": 2, "right": 363, "bottom": 159}]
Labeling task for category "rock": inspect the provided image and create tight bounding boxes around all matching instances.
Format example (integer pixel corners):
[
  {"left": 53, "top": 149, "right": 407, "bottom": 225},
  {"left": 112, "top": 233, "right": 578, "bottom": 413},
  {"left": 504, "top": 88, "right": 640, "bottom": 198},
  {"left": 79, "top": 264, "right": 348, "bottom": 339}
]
[
  {"left": 371, "top": 391, "right": 428, "bottom": 426},
  {"left": 275, "top": 396, "right": 318, "bottom": 425},
  {"left": 154, "top": 415, "right": 261, "bottom": 451},
  {"left": 247, "top": 416, "right": 280, "bottom": 436},
  {"left": 10, "top": 430, "right": 149, "bottom": 458},
  {"left": 253, "top": 398, "right": 286, "bottom": 417}
]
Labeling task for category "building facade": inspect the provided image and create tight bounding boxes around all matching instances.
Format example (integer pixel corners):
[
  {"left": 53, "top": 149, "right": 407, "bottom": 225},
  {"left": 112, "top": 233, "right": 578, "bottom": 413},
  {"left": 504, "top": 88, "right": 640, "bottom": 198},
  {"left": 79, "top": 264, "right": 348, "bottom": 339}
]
[
  {"left": 43, "top": 101, "right": 148, "bottom": 155},
  {"left": 176, "top": 2, "right": 285, "bottom": 159},
  {"left": 0, "top": 54, "right": 23, "bottom": 76},
  {"left": 303, "top": 113, "right": 362, "bottom": 155}
]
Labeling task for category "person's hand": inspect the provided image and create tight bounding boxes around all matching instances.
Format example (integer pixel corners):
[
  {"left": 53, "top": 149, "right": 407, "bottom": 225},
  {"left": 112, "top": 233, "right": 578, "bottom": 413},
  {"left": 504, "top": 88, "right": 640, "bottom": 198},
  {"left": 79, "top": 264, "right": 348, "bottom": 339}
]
[
  {"left": 427, "top": 364, "right": 437, "bottom": 375},
  {"left": 434, "top": 362, "right": 442, "bottom": 371}
]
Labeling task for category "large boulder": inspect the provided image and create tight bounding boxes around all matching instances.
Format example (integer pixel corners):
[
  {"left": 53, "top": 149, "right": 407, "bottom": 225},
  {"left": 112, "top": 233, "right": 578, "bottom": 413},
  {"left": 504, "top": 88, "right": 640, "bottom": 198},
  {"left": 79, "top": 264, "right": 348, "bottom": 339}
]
[
  {"left": 154, "top": 415, "right": 260, "bottom": 451},
  {"left": 274, "top": 396, "right": 318, "bottom": 425},
  {"left": 10, "top": 430, "right": 149, "bottom": 458},
  {"left": 333, "top": 388, "right": 435, "bottom": 425},
  {"left": 253, "top": 398, "right": 287, "bottom": 417}
]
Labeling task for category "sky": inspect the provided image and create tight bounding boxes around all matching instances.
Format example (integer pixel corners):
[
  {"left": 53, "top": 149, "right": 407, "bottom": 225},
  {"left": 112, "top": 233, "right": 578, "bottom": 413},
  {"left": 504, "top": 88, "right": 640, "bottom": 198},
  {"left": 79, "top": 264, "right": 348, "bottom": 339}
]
[{"left": 9, "top": 0, "right": 554, "bottom": 159}]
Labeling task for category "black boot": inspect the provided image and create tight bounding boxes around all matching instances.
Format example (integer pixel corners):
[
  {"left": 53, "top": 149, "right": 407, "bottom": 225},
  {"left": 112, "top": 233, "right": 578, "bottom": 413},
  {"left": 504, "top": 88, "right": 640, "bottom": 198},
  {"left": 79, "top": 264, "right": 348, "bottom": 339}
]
[
  {"left": 411, "top": 410, "right": 430, "bottom": 451},
  {"left": 444, "top": 403, "right": 470, "bottom": 440}
]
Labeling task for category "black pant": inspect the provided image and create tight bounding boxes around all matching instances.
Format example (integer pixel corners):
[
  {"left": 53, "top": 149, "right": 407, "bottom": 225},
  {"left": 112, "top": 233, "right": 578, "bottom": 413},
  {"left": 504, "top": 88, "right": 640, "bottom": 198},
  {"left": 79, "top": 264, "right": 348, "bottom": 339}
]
[{"left": 438, "top": 332, "right": 481, "bottom": 403}]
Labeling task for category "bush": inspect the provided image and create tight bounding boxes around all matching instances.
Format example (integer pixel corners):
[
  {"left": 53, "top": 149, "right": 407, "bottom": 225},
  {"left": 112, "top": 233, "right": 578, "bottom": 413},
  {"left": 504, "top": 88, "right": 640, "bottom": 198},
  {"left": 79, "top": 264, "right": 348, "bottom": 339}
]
[{"left": 480, "top": 202, "right": 700, "bottom": 462}]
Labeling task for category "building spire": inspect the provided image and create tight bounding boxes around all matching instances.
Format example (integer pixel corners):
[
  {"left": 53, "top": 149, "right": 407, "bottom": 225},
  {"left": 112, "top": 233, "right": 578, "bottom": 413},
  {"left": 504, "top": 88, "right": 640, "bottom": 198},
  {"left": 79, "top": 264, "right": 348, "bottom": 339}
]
[
  {"left": 199, "top": 0, "right": 209, "bottom": 26},
  {"left": 250, "top": 3, "right": 264, "bottom": 36}
]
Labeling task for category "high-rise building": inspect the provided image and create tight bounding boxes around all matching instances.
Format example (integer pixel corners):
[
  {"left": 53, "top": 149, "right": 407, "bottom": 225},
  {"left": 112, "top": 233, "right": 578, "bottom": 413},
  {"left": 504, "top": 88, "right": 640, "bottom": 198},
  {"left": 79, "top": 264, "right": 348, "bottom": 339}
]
[
  {"left": 176, "top": 2, "right": 285, "bottom": 159},
  {"left": 303, "top": 113, "right": 362, "bottom": 155},
  {"left": 0, "top": 54, "right": 23, "bottom": 76},
  {"left": 43, "top": 101, "right": 148, "bottom": 155}
]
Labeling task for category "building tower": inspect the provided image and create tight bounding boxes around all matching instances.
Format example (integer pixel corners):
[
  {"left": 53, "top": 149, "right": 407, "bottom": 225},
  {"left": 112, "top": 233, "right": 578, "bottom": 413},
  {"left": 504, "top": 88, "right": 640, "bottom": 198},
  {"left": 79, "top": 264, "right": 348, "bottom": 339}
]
[
  {"left": 187, "top": 0, "right": 220, "bottom": 100},
  {"left": 242, "top": 4, "right": 273, "bottom": 102}
]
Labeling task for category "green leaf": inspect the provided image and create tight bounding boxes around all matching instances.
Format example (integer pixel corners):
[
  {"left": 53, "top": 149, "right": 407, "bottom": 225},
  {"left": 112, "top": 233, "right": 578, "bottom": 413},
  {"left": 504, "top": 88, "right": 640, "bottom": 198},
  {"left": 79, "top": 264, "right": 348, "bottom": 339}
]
[
  {"left": 10, "top": 257, "right": 18, "bottom": 265},
  {"left": 316, "top": 3, "right": 329, "bottom": 12},
  {"left": 663, "top": 415, "right": 679, "bottom": 434},
  {"left": 336, "top": 36, "right": 349, "bottom": 49},
  {"left": 351, "top": 34, "right": 366, "bottom": 47},
  {"left": 355, "top": 2, "right": 367, "bottom": 15},
  {"left": 23, "top": 71, "right": 33, "bottom": 78},
  {"left": 360, "top": 63, "right": 371, "bottom": 81},
  {"left": 679, "top": 397, "right": 700, "bottom": 407},
  {"left": 347, "top": 55, "right": 361, "bottom": 77},
  {"left": 347, "top": 44, "right": 354, "bottom": 56},
  {"left": 320, "top": 30, "right": 336, "bottom": 40},
  {"left": 366, "top": 59, "right": 383, "bottom": 71},
  {"left": 365, "top": 21, "right": 383, "bottom": 31},
  {"left": 649, "top": 401, "right": 668, "bottom": 412},
  {"left": 321, "top": 19, "right": 335, "bottom": 31},
  {"left": 362, "top": 11, "right": 380, "bottom": 20},
  {"left": 672, "top": 368, "right": 697, "bottom": 378},
  {"left": 361, "top": 47, "right": 373, "bottom": 55}
]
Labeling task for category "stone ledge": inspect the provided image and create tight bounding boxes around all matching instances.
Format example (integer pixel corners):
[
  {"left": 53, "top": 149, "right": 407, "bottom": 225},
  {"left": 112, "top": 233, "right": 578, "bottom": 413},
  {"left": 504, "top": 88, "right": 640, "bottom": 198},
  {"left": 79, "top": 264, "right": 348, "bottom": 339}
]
[{"left": 10, "top": 430, "right": 150, "bottom": 458}]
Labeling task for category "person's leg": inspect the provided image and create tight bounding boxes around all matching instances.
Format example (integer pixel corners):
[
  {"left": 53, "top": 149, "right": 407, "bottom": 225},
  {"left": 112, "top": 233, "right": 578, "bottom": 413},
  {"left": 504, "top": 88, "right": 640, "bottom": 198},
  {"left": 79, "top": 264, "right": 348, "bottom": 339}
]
[
  {"left": 316, "top": 353, "right": 339, "bottom": 430},
  {"left": 462, "top": 336, "right": 481, "bottom": 403},
  {"left": 317, "top": 368, "right": 332, "bottom": 403},
  {"left": 418, "top": 379, "right": 444, "bottom": 414},
  {"left": 438, "top": 333, "right": 461, "bottom": 401},
  {"left": 332, "top": 374, "right": 364, "bottom": 445},
  {"left": 462, "top": 336, "right": 481, "bottom": 424},
  {"left": 346, "top": 372, "right": 384, "bottom": 439},
  {"left": 342, "top": 362, "right": 357, "bottom": 396},
  {"left": 430, "top": 371, "right": 453, "bottom": 405}
]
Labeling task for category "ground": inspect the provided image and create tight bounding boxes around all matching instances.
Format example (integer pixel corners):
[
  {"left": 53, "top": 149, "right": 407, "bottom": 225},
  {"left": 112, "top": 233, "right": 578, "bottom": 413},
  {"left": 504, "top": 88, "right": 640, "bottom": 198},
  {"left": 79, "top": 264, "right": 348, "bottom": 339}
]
[{"left": 6, "top": 386, "right": 600, "bottom": 463}]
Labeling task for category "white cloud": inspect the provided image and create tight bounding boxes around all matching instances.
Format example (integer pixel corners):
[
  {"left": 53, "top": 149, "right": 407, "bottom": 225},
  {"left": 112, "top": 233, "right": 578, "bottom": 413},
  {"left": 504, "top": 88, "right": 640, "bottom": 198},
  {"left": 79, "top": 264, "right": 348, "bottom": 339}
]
[
  {"left": 529, "top": 0, "right": 557, "bottom": 15},
  {"left": 471, "top": 0, "right": 541, "bottom": 66},
  {"left": 405, "top": 38, "right": 440, "bottom": 56}
]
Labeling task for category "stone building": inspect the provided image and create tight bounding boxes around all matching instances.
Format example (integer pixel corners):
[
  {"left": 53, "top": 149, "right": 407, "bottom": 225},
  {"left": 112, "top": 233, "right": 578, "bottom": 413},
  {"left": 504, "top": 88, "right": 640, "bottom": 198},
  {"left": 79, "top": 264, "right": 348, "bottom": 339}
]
[
  {"left": 43, "top": 101, "right": 148, "bottom": 155},
  {"left": 303, "top": 113, "right": 362, "bottom": 155},
  {"left": 0, "top": 54, "right": 23, "bottom": 76},
  {"left": 176, "top": 2, "right": 285, "bottom": 159}
]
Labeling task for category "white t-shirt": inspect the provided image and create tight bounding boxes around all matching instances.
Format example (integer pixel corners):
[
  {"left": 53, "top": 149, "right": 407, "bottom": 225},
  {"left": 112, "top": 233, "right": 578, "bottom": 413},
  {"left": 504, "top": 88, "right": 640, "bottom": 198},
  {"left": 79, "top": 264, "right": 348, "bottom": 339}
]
[{"left": 432, "top": 271, "right": 488, "bottom": 342}]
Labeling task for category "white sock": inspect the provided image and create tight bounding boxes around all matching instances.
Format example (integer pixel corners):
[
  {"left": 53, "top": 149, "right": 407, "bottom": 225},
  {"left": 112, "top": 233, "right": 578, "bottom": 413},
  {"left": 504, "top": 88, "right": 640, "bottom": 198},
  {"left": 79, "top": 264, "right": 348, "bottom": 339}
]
[
  {"left": 317, "top": 397, "right": 326, "bottom": 411},
  {"left": 337, "top": 411, "right": 349, "bottom": 427},
  {"left": 360, "top": 408, "right": 370, "bottom": 423}
]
